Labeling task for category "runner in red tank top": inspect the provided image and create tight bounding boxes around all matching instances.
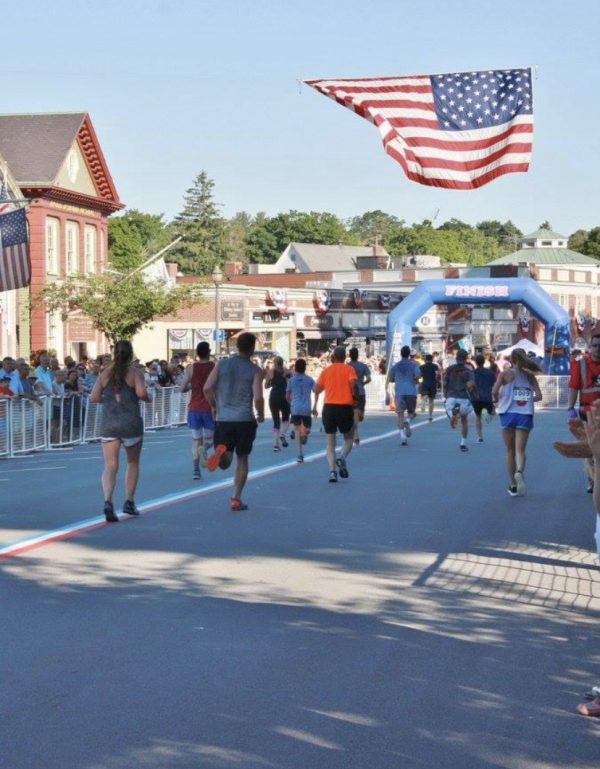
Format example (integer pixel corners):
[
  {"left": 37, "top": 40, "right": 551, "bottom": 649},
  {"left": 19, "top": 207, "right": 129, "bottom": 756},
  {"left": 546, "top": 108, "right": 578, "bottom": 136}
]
[{"left": 180, "top": 341, "right": 216, "bottom": 480}]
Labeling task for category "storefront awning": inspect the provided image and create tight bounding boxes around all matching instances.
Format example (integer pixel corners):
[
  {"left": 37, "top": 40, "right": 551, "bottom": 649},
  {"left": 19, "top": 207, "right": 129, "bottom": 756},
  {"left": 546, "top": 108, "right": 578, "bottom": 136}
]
[{"left": 299, "top": 330, "right": 343, "bottom": 340}]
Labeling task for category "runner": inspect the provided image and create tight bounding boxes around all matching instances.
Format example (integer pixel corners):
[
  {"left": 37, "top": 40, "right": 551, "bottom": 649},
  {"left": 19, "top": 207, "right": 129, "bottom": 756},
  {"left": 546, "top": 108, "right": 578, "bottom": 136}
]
[
  {"left": 419, "top": 353, "right": 439, "bottom": 421},
  {"left": 313, "top": 346, "right": 358, "bottom": 482},
  {"left": 568, "top": 335, "right": 600, "bottom": 493},
  {"left": 443, "top": 349, "right": 476, "bottom": 452},
  {"left": 203, "top": 332, "right": 265, "bottom": 511},
  {"left": 346, "top": 347, "right": 371, "bottom": 446},
  {"left": 286, "top": 358, "right": 317, "bottom": 463},
  {"left": 179, "top": 341, "right": 215, "bottom": 480},
  {"left": 264, "top": 356, "right": 291, "bottom": 451},
  {"left": 491, "top": 347, "right": 542, "bottom": 496},
  {"left": 90, "top": 340, "right": 151, "bottom": 522},
  {"left": 388, "top": 345, "right": 420, "bottom": 446},
  {"left": 472, "top": 353, "right": 497, "bottom": 442}
]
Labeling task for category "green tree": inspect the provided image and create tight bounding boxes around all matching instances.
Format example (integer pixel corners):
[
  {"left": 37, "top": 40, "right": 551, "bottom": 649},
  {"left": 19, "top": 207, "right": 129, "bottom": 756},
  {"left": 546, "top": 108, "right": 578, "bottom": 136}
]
[
  {"left": 265, "top": 210, "right": 353, "bottom": 254},
  {"left": 170, "top": 171, "right": 227, "bottom": 275},
  {"left": 36, "top": 273, "right": 204, "bottom": 346},
  {"left": 568, "top": 229, "right": 589, "bottom": 253},
  {"left": 244, "top": 224, "right": 279, "bottom": 264},
  {"left": 346, "top": 210, "right": 404, "bottom": 244},
  {"left": 581, "top": 227, "right": 600, "bottom": 259},
  {"left": 222, "top": 211, "right": 253, "bottom": 264},
  {"left": 108, "top": 210, "right": 171, "bottom": 271},
  {"left": 437, "top": 218, "right": 472, "bottom": 232},
  {"left": 476, "top": 219, "right": 522, "bottom": 252},
  {"left": 539, "top": 220, "right": 552, "bottom": 230}
]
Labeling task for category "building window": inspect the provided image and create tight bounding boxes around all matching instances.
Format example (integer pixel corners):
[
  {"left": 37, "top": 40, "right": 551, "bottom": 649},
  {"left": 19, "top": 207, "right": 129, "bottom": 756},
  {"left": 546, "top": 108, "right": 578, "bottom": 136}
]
[
  {"left": 541, "top": 240, "right": 552, "bottom": 246},
  {"left": 65, "top": 221, "right": 79, "bottom": 274},
  {"left": 558, "top": 295, "right": 569, "bottom": 310},
  {"left": 45, "top": 217, "right": 60, "bottom": 274},
  {"left": 84, "top": 225, "right": 96, "bottom": 274}
]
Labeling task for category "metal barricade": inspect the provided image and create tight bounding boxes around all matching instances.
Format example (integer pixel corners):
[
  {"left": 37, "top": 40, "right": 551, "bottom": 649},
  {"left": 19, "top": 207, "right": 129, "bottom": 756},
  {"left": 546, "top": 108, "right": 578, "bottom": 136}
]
[
  {"left": 537, "top": 375, "right": 568, "bottom": 409},
  {"left": 141, "top": 385, "right": 173, "bottom": 431},
  {"left": 47, "top": 394, "right": 85, "bottom": 448},
  {"left": 0, "top": 398, "right": 10, "bottom": 457},
  {"left": 10, "top": 396, "right": 48, "bottom": 455},
  {"left": 82, "top": 400, "right": 103, "bottom": 443},
  {"left": 170, "top": 387, "right": 190, "bottom": 426}
]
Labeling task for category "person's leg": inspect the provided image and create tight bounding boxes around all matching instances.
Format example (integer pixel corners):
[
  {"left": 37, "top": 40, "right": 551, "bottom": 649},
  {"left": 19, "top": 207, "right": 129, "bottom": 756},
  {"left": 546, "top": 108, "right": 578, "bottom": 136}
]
[
  {"left": 428, "top": 391, "right": 435, "bottom": 419},
  {"left": 460, "top": 414, "right": 469, "bottom": 449},
  {"left": 502, "top": 428, "right": 517, "bottom": 484},
  {"left": 340, "top": 430, "right": 354, "bottom": 459},
  {"left": 124, "top": 440, "right": 143, "bottom": 504},
  {"left": 475, "top": 412, "right": 483, "bottom": 439},
  {"left": 326, "top": 433, "right": 337, "bottom": 472},
  {"left": 271, "top": 404, "right": 281, "bottom": 449},
  {"left": 101, "top": 440, "right": 120, "bottom": 503},
  {"left": 514, "top": 428, "right": 530, "bottom": 474},
  {"left": 280, "top": 401, "right": 290, "bottom": 443},
  {"left": 191, "top": 436, "right": 202, "bottom": 475},
  {"left": 232, "top": 454, "right": 249, "bottom": 501}
]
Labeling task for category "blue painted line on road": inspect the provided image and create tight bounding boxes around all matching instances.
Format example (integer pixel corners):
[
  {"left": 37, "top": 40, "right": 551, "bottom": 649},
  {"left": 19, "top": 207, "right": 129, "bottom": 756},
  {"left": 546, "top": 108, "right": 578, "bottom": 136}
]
[{"left": 0, "top": 418, "right": 441, "bottom": 560}]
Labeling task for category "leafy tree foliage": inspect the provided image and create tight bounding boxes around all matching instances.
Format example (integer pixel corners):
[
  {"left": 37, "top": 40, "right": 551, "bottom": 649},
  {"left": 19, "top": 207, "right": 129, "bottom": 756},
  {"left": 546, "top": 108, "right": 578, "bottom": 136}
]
[
  {"left": 568, "top": 229, "right": 589, "bottom": 253},
  {"left": 475, "top": 219, "right": 522, "bottom": 252},
  {"left": 108, "top": 210, "right": 171, "bottom": 272},
  {"left": 36, "top": 273, "right": 203, "bottom": 346},
  {"left": 346, "top": 210, "right": 404, "bottom": 244}
]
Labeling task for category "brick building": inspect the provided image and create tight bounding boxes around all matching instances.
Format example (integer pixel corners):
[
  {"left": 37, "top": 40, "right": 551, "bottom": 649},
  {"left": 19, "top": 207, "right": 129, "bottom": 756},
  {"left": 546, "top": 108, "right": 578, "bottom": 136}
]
[{"left": 0, "top": 112, "right": 123, "bottom": 361}]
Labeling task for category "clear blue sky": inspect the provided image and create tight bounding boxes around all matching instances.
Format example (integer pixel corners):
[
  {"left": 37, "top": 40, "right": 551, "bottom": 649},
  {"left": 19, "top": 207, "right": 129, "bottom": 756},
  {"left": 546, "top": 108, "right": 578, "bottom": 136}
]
[{"left": 3, "top": 0, "right": 599, "bottom": 235}]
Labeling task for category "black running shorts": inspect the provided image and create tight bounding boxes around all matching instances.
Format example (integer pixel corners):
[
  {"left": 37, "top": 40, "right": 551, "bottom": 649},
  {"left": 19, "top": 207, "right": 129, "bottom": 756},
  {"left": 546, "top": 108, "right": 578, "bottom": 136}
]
[
  {"left": 213, "top": 420, "right": 258, "bottom": 456},
  {"left": 322, "top": 404, "right": 354, "bottom": 435}
]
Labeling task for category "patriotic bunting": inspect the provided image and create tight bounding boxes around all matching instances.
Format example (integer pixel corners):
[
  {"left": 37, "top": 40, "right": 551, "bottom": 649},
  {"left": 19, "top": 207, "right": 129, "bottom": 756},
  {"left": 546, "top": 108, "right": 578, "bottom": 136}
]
[
  {"left": 353, "top": 288, "right": 364, "bottom": 308},
  {"left": 315, "top": 290, "right": 331, "bottom": 315},
  {"left": 268, "top": 288, "right": 288, "bottom": 314},
  {"left": 378, "top": 293, "right": 391, "bottom": 309},
  {"left": 576, "top": 314, "right": 586, "bottom": 333},
  {"left": 519, "top": 316, "right": 530, "bottom": 333}
]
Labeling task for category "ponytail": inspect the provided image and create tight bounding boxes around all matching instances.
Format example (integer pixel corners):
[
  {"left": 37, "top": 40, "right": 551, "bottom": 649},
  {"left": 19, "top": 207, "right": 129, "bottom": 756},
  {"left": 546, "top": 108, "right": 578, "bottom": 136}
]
[{"left": 107, "top": 340, "right": 133, "bottom": 389}]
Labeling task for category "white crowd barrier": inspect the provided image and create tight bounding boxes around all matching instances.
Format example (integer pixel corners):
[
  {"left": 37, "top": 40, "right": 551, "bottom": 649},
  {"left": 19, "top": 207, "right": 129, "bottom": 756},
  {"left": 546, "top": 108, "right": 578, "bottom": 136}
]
[{"left": 0, "top": 387, "right": 191, "bottom": 458}]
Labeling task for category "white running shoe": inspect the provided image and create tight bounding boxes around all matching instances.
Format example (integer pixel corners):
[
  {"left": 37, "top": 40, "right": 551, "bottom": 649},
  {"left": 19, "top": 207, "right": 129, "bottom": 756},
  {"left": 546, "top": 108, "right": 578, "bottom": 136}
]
[{"left": 514, "top": 471, "right": 526, "bottom": 496}]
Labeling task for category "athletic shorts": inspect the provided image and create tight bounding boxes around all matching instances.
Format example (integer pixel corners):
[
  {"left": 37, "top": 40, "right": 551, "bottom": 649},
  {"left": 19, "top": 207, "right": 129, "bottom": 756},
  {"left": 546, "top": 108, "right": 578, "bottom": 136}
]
[
  {"left": 322, "top": 404, "right": 354, "bottom": 435},
  {"left": 499, "top": 412, "right": 534, "bottom": 431},
  {"left": 101, "top": 435, "right": 143, "bottom": 448},
  {"left": 420, "top": 385, "right": 437, "bottom": 399},
  {"left": 213, "top": 420, "right": 257, "bottom": 456},
  {"left": 395, "top": 395, "right": 417, "bottom": 415},
  {"left": 187, "top": 410, "right": 215, "bottom": 438},
  {"left": 445, "top": 397, "right": 473, "bottom": 417},
  {"left": 291, "top": 414, "right": 312, "bottom": 428},
  {"left": 472, "top": 400, "right": 494, "bottom": 417}
]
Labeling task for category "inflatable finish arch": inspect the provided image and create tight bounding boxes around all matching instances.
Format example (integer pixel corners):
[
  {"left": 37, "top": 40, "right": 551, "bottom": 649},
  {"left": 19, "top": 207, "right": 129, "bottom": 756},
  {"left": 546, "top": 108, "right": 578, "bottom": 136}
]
[{"left": 386, "top": 278, "right": 571, "bottom": 374}]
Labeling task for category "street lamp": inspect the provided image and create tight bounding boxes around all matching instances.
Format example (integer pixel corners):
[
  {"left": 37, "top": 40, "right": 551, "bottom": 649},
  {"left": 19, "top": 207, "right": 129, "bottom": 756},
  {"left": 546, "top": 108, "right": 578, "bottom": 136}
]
[{"left": 212, "top": 264, "right": 224, "bottom": 357}]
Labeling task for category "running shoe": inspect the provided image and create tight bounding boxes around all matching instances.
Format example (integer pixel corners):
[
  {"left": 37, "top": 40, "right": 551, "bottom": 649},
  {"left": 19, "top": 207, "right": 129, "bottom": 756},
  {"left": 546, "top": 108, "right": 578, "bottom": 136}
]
[
  {"left": 460, "top": 444, "right": 469, "bottom": 452},
  {"left": 290, "top": 430, "right": 295, "bottom": 440},
  {"left": 123, "top": 499, "right": 140, "bottom": 516},
  {"left": 207, "top": 444, "right": 227, "bottom": 471},
  {"left": 507, "top": 485, "right": 518, "bottom": 497},
  {"left": 329, "top": 470, "right": 338, "bottom": 483},
  {"left": 273, "top": 445, "right": 281, "bottom": 451},
  {"left": 193, "top": 469, "right": 201, "bottom": 480},
  {"left": 280, "top": 435, "right": 288, "bottom": 448},
  {"left": 297, "top": 454, "right": 304, "bottom": 463},
  {"left": 450, "top": 404, "right": 460, "bottom": 429},
  {"left": 476, "top": 437, "right": 484, "bottom": 443},
  {"left": 354, "top": 437, "right": 360, "bottom": 446},
  {"left": 104, "top": 501, "right": 118, "bottom": 523},
  {"left": 482, "top": 408, "right": 493, "bottom": 424},
  {"left": 404, "top": 420, "right": 412, "bottom": 437},
  {"left": 587, "top": 480, "right": 594, "bottom": 494},
  {"left": 335, "top": 456, "right": 349, "bottom": 478},
  {"left": 401, "top": 439, "right": 408, "bottom": 446},
  {"left": 514, "top": 470, "right": 526, "bottom": 496},
  {"left": 230, "top": 498, "right": 248, "bottom": 511}
]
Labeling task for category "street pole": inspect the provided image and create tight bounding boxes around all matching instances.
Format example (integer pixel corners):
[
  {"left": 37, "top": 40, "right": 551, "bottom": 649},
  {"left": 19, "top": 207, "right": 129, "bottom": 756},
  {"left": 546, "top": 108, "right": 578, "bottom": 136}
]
[{"left": 212, "top": 265, "right": 224, "bottom": 357}]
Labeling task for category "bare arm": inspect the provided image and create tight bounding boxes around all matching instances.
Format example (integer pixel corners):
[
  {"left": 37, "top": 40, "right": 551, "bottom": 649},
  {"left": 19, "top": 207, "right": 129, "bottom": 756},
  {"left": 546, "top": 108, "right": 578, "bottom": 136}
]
[
  {"left": 179, "top": 364, "right": 194, "bottom": 393},
  {"left": 532, "top": 376, "right": 543, "bottom": 403},
  {"left": 132, "top": 368, "right": 151, "bottom": 402},
  {"left": 491, "top": 370, "right": 510, "bottom": 402},
  {"left": 89, "top": 373, "right": 106, "bottom": 404},
  {"left": 253, "top": 370, "right": 265, "bottom": 422}
]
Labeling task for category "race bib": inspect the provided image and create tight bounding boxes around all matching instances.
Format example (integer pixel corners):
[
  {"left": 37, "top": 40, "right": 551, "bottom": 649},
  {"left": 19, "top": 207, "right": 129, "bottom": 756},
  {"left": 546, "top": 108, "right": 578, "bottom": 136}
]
[{"left": 513, "top": 387, "right": 532, "bottom": 401}]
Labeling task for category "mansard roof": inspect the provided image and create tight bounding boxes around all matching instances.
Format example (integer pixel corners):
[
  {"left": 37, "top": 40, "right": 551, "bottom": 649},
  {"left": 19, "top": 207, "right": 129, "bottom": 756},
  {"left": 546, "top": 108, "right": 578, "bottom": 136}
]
[{"left": 0, "top": 112, "right": 123, "bottom": 212}]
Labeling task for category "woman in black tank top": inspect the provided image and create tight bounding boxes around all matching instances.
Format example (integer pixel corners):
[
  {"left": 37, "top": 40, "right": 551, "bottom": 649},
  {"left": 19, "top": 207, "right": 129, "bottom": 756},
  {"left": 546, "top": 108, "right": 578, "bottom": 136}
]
[{"left": 265, "top": 356, "right": 291, "bottom": 450}]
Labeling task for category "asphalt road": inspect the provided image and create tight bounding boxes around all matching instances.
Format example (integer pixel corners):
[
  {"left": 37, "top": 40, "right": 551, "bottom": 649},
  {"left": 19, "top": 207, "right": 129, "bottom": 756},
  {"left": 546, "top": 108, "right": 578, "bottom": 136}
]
[{"left": 1, "top": 408, "right": 599, "bottom": 769}]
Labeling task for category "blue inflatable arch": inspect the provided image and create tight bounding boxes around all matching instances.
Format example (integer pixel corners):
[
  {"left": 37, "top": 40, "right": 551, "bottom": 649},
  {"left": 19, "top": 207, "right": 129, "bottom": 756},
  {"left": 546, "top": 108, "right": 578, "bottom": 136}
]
[{"left": 386, "top": 277, "right": 570, "bottom": 374}]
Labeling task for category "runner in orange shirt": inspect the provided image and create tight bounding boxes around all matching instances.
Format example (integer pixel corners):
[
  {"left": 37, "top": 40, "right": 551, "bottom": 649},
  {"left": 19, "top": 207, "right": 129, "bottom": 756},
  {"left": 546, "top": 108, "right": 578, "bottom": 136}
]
[{"left": 313, "top": 346, "right": 358, "bottom": 483}]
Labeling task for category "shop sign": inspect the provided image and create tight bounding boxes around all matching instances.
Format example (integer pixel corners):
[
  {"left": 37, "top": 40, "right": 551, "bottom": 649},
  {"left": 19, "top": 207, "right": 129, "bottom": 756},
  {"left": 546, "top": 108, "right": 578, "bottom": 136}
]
[
  {"left": 252, "top": 312, "right": 290, "bottom": 324},
  {"left": 220, "top": 299, "right": 244, "bottom": 322},
  {"left": 303, "top": 314, "right": 334, "bottom": 329}
]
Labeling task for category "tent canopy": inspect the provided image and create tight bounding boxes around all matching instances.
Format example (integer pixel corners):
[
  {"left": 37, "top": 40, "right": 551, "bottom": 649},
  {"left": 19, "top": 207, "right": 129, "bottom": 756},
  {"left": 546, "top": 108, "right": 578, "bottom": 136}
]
[{"left": 496, "top": 338, "right": 544, "bottom": 358}]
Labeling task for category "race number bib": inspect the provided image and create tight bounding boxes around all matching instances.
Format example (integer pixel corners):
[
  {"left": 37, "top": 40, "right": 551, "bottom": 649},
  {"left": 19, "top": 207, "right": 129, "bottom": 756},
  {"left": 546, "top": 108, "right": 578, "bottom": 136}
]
[{"left": 513, "top": 387, "right": 532, "bottom": 402}]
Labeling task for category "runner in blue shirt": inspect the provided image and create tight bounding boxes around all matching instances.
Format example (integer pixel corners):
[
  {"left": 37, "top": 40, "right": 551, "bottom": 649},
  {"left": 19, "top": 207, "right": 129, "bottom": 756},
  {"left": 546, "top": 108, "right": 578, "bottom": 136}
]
[{"left": 286, "top": 359, "right": 316, "bottom": 463}]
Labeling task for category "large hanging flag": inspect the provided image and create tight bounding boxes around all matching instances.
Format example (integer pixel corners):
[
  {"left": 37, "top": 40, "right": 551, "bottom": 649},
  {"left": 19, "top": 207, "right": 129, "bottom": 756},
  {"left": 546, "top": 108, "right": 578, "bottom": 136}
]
[
  {"left": 305, "top": 68, "right": 533, "bottom": 189},
  {"left": 0, "top": 208, "right": 30, "bottom": 291}
]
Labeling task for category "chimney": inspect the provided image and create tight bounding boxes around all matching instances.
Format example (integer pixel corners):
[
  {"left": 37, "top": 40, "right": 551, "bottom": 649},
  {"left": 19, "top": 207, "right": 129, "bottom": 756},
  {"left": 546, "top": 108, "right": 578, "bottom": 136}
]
[{"left": 372, "top": 235, "right": 379, "bottom": 257}]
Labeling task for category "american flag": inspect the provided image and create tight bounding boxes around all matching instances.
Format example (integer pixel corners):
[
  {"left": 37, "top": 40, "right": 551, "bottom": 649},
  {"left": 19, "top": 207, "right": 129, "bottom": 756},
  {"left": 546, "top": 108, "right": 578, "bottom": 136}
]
[
  {"left": 0, "top": 208, "right": 30, "bottom": 291},
  {"left": 305, "top": 68, "right": 533, "bottom": 189},
  {"left": 0, "top": 169, "right": 10, "bottom": 213}
]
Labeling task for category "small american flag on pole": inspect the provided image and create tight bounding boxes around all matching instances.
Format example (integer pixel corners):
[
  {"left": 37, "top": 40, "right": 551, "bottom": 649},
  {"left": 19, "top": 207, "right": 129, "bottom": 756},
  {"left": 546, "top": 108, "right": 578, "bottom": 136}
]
[
  {"left": 0, "top": 208, "right": 30, "bottom": 291},
  {"left": 305, "top": 68, "right": 533, "bottom": 189}
]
